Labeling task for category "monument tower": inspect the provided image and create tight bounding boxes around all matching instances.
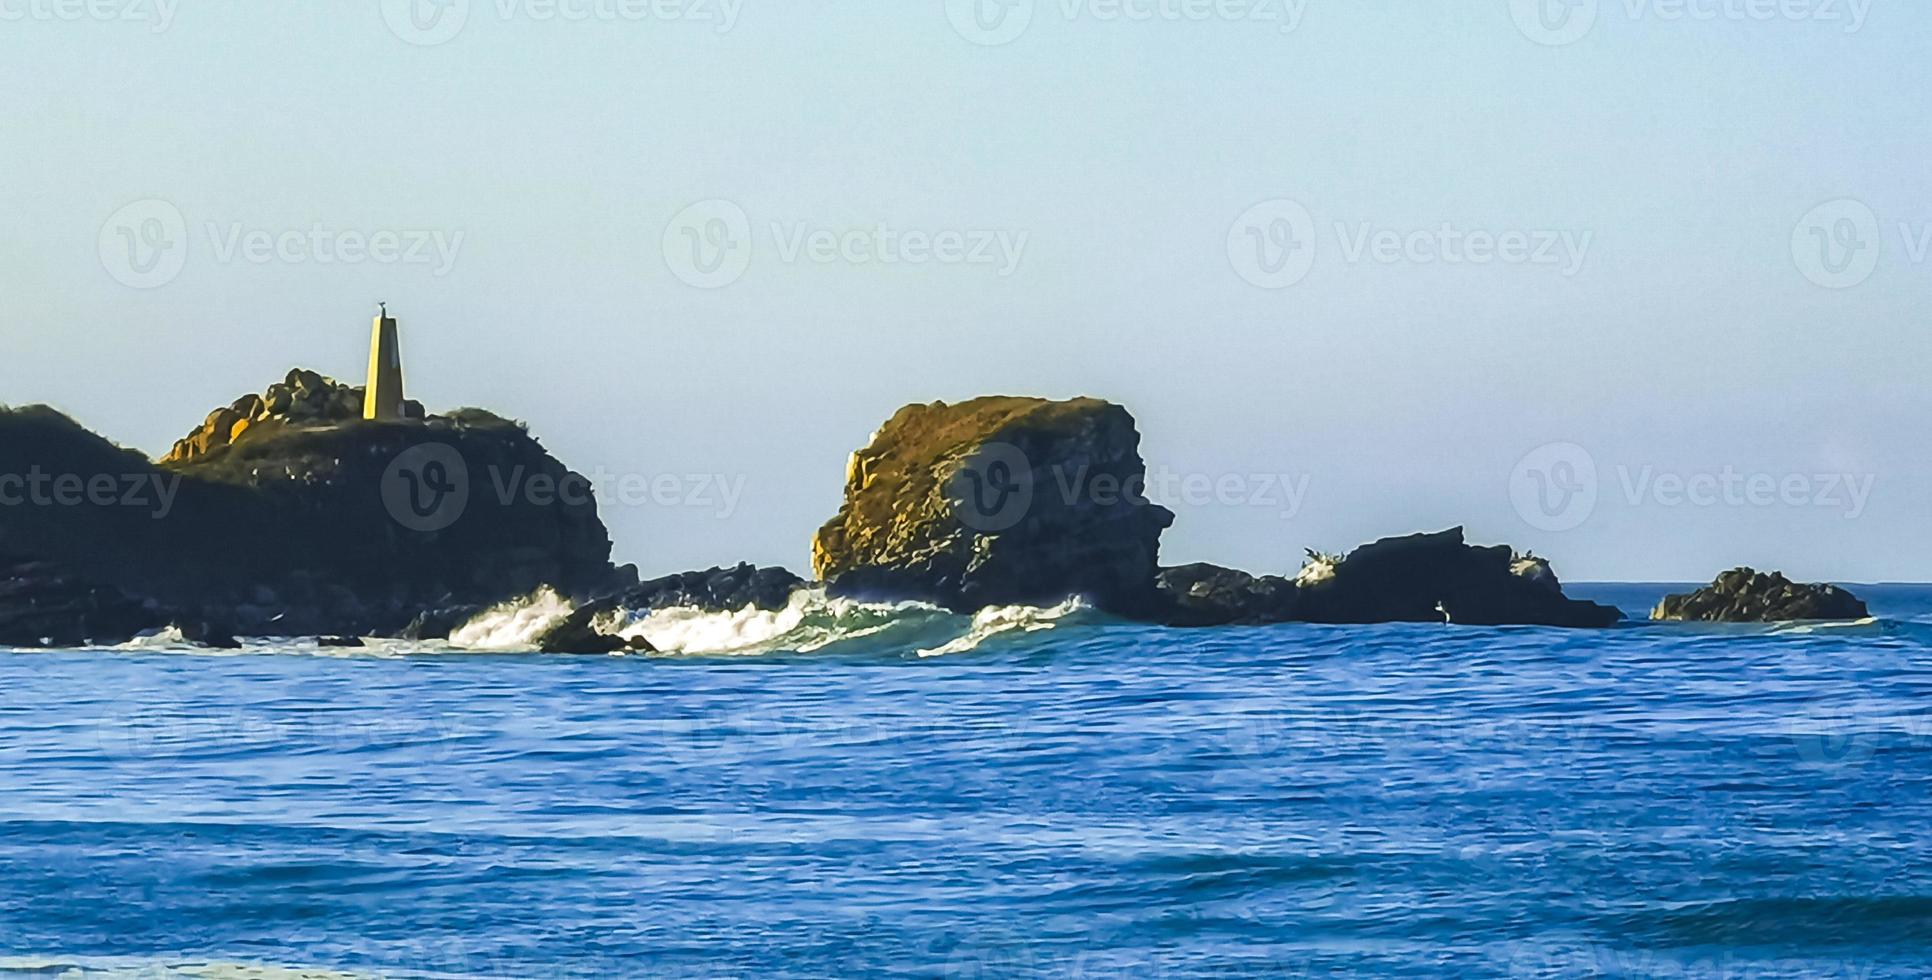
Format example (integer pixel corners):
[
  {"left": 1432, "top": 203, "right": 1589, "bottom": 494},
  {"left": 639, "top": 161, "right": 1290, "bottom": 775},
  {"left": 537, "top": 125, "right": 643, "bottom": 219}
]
[{"left": 364, "top": 302, "right": 405, "bottom": 420}]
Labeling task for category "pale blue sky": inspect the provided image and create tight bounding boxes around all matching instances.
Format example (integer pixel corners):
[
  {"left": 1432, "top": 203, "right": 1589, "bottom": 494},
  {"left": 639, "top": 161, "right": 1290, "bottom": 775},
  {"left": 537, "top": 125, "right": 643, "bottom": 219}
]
[{"left": 3, "top": 2, "right": 1926, "bottom": 582}]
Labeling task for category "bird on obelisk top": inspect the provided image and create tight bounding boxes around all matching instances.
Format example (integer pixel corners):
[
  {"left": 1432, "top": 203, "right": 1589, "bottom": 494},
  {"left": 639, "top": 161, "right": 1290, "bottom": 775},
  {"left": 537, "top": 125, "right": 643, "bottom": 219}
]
[{"left": 364, "top": 302, "right": 406, "bottom": 420}]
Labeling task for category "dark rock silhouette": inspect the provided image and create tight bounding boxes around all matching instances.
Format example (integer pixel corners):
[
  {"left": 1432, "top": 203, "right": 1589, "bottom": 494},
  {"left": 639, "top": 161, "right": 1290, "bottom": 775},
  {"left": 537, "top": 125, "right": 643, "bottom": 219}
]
[
  {"left": 0, "top": 552, "right": 165, "bottom": 647},
  {"left": 1654, "top": 568, "right": 1868, "bottom": 623},
  {"left": 813, "top": 396, "right": 1173, "bottom": 613},
  {"left": 1150, "top": 563, "right": 1300, "bottom": 626},
  {"left": 0, "top": 389, "right": 619, "bottom": 639},
  {"left": 622, "top": 563, "right": 805, "bottom": 613},
  {"left": 1294, "top": 528, "right": 1622, "bottom": 628}
]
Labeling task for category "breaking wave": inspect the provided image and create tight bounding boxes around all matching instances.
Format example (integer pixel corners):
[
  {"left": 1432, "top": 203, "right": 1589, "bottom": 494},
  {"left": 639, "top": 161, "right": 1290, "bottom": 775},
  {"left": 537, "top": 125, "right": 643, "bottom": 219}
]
[
  {"left": 437, "top": 586, "right": 1101, "bottom": 657},
  {"left": 446, "top": 586, "right": 574, "bottom": 650}
]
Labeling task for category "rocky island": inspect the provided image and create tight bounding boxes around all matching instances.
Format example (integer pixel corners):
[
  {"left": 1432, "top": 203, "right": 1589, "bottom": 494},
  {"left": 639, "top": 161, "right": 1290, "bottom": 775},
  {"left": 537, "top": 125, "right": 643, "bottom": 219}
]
[{"left": 0, "top": 311, "right": 1873, "bottom": 648}]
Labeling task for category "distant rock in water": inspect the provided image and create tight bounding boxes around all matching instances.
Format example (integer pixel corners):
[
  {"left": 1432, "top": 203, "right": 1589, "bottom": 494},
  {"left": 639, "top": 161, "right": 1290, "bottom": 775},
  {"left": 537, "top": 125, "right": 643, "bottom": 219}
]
[
  {"left": 1294, "top": 528, "right": 1621, "bottom": 628},
  {"left": 812, "top": 396, "right": 1173, "bottom": 613},
  {"left": 1150, "top": 563, "right": 1300, "bottom": 627},
  {"left": 0, "top": 383, "right": 620, "bottom": 639},
  {"left": 623, "top": 563, "right": 805, "bottom": 613},
  {"left": 1653, "top": 568, "right": 1868, "bottom": 623}
]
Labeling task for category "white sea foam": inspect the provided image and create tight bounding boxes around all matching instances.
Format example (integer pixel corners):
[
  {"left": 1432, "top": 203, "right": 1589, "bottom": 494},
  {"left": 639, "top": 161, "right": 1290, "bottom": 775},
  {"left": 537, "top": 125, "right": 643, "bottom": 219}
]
[
  {"left": 616, "top": 587, "right": 942, "bottom": 655},
  {"left": 447, "top": 586, "right": 574, "bottom": 650},
  {"left": 916, "top": 596, "right": 1091, "bottom": 657}
]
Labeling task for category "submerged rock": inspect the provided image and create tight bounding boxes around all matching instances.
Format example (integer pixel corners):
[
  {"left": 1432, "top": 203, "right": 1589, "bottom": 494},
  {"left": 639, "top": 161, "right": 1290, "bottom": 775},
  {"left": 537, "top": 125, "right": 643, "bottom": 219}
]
[
  {"left": 1653, "top": 568, "right": 1868, "bottom": 623},
  {"left": 1150, "top": 563, "right": 1300, "bottom": 627},
  {"left": 1295, "top": 528, "right": 1622, "bottom": 629},
  {"left": 532, "top": 597, "right": 655, "bottom": 654},
  {"left": 812, "top": 396, "right": 1174, "bottom": 613}
]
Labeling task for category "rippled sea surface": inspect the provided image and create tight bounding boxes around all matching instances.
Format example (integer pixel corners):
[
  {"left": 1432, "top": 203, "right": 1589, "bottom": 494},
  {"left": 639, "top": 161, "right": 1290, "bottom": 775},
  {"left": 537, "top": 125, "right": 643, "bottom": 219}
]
[{"left": 4, "top": 584, "right": 1932, "bottom": 978}]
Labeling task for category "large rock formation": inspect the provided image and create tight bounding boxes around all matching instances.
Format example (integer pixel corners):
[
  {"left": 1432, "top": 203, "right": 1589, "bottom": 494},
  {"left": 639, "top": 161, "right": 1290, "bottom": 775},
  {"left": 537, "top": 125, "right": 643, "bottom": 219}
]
[
  {"left": 0, "top": 385, "right": 619, "bottom": 638},
  {"left": 1290, "top": 528, "right": 1622, "bottom": 628},
  {"left": 0, "top": 551, "right": 166, "bottom": 648},
  {"left": 812, "top": 397, "right": 1174, "bottom": 612},
  {"left": 1654, "top": 568, "right": 1868, "bottom": 623}
]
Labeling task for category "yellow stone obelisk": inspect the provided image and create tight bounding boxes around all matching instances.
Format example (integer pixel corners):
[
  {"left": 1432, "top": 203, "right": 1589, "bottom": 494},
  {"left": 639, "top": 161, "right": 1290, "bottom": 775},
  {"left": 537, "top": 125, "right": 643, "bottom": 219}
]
[{"left": 364, "top": 303, "right": 405, "bottom": 420}]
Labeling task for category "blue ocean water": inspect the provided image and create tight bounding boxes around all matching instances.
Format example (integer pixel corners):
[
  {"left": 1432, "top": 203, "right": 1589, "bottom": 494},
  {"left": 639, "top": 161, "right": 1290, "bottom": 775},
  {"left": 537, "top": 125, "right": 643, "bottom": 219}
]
[{"left": 3, "top": 585, "right": 1932, "bottom": 978}]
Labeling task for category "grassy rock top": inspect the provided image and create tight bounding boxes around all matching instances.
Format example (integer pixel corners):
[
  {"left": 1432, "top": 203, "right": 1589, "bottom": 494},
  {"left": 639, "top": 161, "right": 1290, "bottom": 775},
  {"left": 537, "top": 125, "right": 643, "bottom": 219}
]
[{"left": 813, "top": 395, "right": 1170, "bottom": 611}]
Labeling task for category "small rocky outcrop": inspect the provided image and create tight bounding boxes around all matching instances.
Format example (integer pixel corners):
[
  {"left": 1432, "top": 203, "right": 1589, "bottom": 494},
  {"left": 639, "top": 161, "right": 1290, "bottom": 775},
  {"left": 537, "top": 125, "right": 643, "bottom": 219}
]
[
  {"left": 1653, "top": 568, "right": 1868, "bottom": 623},
  {"left": 1294, "top": 528, "right": 1622, "bottom": 628},
  {"left": 623, "top": 563, "right": 805, "bottom": 612},
  {"left": 161, "top": 368, "right": 423, "bottom": 465},
  {"left": 532, "top": 597, "right": 655, "bottom": 654},
  {"left": 0, "top": 552, "right": 166, "bottom": 648},
  {"left": 812, "top": 397, "right": 1174, "bottom": 613},
  {"left": 1150, "top": 564, "right": 1300, "bottom": 627}
]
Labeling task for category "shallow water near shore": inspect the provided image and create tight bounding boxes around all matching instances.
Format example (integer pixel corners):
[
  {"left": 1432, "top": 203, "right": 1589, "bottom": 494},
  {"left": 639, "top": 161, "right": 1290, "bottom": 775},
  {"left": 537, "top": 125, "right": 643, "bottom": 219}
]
[{"left": 3, "top": 585, "right": 1932, "bottom": 977}]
